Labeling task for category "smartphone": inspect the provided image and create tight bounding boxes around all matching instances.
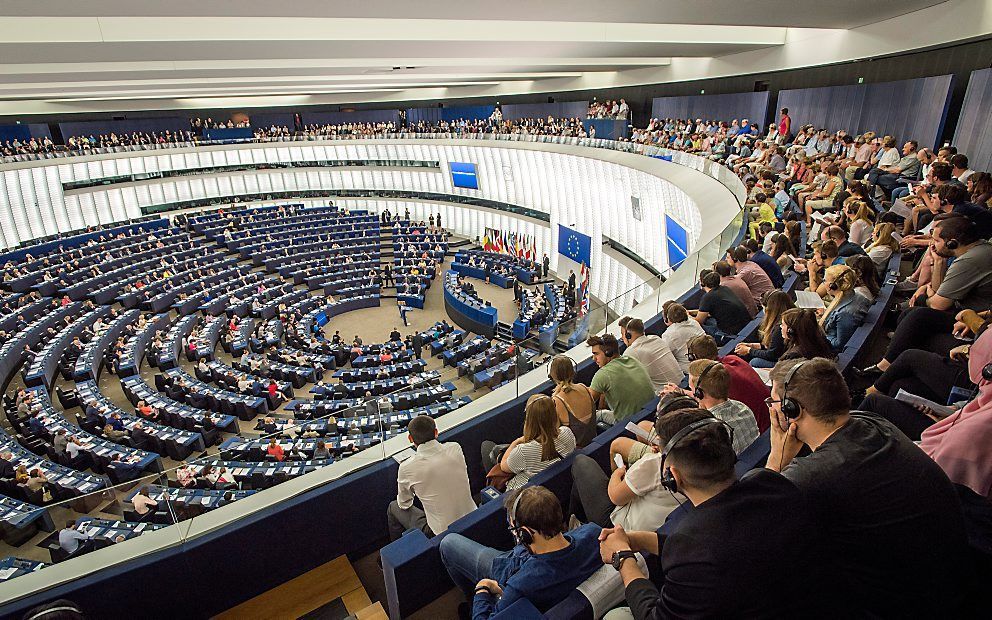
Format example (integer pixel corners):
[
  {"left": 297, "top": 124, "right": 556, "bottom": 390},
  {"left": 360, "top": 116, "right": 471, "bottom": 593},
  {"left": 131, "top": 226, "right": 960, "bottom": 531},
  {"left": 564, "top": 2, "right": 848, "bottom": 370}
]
[{"left": 614, "top": 453, "right": 625, "bottom": 470}]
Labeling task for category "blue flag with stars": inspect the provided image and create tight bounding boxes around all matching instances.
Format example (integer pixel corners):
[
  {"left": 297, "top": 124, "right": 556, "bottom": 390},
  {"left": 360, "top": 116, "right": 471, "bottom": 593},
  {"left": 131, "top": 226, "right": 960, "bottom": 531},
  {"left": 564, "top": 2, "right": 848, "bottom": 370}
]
[{"left": 557, "top": 225, "right": 592, "bottom": 266}]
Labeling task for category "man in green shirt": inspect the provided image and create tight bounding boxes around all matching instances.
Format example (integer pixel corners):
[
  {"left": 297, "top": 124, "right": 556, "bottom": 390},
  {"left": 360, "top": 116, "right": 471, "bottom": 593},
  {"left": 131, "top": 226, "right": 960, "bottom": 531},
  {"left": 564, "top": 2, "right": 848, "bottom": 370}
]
[{"left": 587, "top": 334, "right": 656, "bottom": 424}]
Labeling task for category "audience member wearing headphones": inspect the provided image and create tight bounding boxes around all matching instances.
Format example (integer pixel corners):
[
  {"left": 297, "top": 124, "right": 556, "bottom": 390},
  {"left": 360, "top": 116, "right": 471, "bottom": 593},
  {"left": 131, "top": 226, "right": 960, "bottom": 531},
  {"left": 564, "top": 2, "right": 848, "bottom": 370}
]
[
  {"left": 857, "top": 214, "right": 992, "bottom": 377},
  {"left": 598, "top": 409, "right": 826, "bottom": 619},
  {"left": 610, "top": 393, "right": 699, "bottom": 468},
  {"left": 669, "top": 360, "right": 758, "bottom": 453},
  {"left": 587, "top": 334, "right": 655, "bottom": 424},
  {"left": 820, "top": 264, "right": 870, "bottom": 352},
  {"left": 777, "top": 308, "right": 836, "bottom": 362},
  {"left": 765, "top": 358, "right": 969, "bottom": 618},
  {"left": 919, "top": 322, "right": 992, "bottom": 499},
  {"left": 567, "top": 399, "right": 701, "bottom": 532},
  {"left": 548, "top": 355, "right": 597, "bottom": 448},
  {"left": 439, "top": 486, "right": 603, "bottom": 619},
  {"left": 686, "top": 335, "right": 771, "bottom": 432},
  {"left": 659, "top": 301, "right": 704, "bottom": 374},
  {"left": 618, "top": 317, "right": 683, "bottom": 391}
]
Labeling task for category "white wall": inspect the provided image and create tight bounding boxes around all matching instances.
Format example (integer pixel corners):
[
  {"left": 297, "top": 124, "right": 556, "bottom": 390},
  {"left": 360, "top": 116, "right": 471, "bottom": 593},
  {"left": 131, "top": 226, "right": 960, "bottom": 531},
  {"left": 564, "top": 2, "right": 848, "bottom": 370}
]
[{"left": 1, "top": 140, "right": 729, "bottom": 312}]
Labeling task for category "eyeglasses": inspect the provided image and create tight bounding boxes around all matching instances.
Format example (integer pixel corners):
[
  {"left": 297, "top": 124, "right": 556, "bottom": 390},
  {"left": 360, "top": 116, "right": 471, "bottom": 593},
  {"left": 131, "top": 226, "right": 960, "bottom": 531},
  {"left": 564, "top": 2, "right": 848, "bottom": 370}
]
[{"left": 764, "top": 397, "right": 781, "bottom": 408}]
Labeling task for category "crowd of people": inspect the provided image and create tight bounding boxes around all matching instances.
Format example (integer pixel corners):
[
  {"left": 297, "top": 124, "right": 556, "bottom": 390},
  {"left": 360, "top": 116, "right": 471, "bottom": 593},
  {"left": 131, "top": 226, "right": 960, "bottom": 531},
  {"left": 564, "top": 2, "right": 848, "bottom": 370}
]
[
  {"left": 587, "top": 99, "right": 630, "bottom": 120},
  {"left": 381, "top": 109, "right": 992, "bottom": 619}
]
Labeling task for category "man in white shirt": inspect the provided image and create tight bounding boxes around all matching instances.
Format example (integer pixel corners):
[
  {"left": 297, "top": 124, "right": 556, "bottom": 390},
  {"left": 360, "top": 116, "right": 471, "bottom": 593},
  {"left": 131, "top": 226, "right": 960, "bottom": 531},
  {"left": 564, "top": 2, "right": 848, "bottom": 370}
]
[
  {"left": 387, "top": 415, "right": 475, "bottom": 540},
  {"left": 619, "top": 317, "right": 683, "bottom": 390},
  {"left": 59, "top": 520, "right": 91, "bottom": 554},
  {"left": 659, "top": 302, "right": 704, "bottom": 375}
]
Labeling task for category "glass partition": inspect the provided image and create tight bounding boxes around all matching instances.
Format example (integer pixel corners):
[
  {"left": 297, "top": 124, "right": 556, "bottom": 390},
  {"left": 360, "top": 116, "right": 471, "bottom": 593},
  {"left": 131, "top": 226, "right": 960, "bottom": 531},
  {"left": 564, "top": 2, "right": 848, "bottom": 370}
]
[{"left": 0, "top": 135, "right": 746, "bottom": 603}]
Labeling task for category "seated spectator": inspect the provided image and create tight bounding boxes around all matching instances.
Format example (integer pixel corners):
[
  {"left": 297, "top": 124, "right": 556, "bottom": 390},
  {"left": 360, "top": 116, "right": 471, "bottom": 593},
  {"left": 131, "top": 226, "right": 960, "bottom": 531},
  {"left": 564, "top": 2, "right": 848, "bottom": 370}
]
[
  {"left": 824, "top": 225, "right": 868, "bottom": 259},
  {"left": 845, "top": 254, "right": 881, "bottom": 302},
  {"left": 439, "top": 486, "right": 602, "bottom": 619},
  {"left": 586, "top": 334, "right": 655, "bottom": 424},
  {"left": 659, "top": 301, "right": 704, "bottom": 374},
  {"left": 711, "top": 261, "right": 757, "bottom": 318},
  {"left": 686, "top": 335, "right": 770, "bottom": 432},
  {"left": 387, "top": 415, "right": 475, "bottom": 541},
  {"left": 548, "top": 355, "right": 597, "bottom": 448},
  {"left": 599, "top": 409, "right": 826, "bottom": 618},
  {"left": 865, "top": 222, "right": 899, "bottom": 275},
  {"left": 820, "top": 265, "right": 870, "bottom": 352},
  {"left": 734, "top": 290, "right": 795, "bottom": 368},
  {"left": 618, "top": 317, "right": 683, "bottom": 390},
  {"left": 743, "top": 238, "right": 786, "bottom": 289},
  {"left": 692, "top": 270, "right": 751, "bottom": 339},
  {"left": 803, "top": 162, "right": 844, "bottom": 224},
  {"left": 844, "top": 200, "right": 875, "bottom": 246},
  {"left": 919, "top": 322, "right": 992, "bottom": 498},
  {"left": 610, "top": 392, "right": 699, "bottom": 467},
  {"left": 726, "top": 246, "right": 774, "bottom": 301},
  {"left": 765, "top": 358, "right": 969, "bottom": 617},
  {"left": 482, "top": 395, "right": 577, "bottom": 491},
  {"left": 664, "top": 360, "right": 759, "bottom": 453}
]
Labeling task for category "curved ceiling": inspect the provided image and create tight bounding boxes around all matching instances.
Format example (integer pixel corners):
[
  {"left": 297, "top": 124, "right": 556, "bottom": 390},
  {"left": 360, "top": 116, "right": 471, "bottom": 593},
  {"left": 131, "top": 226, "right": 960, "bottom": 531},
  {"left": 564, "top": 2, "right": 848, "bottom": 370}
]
[{"left": 0, "top": 0, "right": 983, "bottom": 115}]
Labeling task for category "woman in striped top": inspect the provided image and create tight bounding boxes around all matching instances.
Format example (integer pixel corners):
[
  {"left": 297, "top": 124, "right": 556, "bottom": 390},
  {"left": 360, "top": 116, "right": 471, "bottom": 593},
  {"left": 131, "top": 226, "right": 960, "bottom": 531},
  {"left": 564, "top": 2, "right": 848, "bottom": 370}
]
[{"left": 500, "top": 395, "right": 576, "bottom": 490}]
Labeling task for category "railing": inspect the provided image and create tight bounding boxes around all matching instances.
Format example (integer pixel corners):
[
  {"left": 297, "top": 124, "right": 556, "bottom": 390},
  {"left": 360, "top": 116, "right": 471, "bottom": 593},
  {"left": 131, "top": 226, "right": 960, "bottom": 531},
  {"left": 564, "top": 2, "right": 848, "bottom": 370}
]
[{"left": 0, "top": 140, "right": 746, "bottom": 615}]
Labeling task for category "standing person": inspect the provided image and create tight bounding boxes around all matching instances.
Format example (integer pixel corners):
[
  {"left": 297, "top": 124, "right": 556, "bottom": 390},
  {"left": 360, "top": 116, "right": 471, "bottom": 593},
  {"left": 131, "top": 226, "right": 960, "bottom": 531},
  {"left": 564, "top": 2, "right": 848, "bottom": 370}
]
[
  {"left": 598, "top": 410, "right": 827, "bottom": 619},
  {"left": 398, "top": 300, "right": 409, "bottom": 327},
  {"left": 586, "top": 334, "right": 655, "bottom": 424},
  {"left": 386, "top": 416, "right": 476, "bottom": 540},
  {"left": 778, "top": 107, "right": 792, "bottom": 143},
  {"left": 567, "top": 270, "right": 576, "bottom": 294},
  {"left": 765, "top": 358, "right": 970, "bottom": 618},
  {"left": 542, "top": 254, "right": 550, "bottom": 278},
  {"left": 411, "top": 332, "right": 424, "bottom": 360}
]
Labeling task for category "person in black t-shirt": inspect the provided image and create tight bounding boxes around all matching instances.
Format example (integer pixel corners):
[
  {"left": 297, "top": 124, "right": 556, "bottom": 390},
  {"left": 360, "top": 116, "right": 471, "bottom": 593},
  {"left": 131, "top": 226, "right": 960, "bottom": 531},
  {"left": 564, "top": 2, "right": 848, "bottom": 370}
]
[
  {"left": 766, "top": 357, "right": 970, "bottom": 618},
  {"left": 692, "top": 270, "right": 751, "bottom": 337},
  {"left": 599, "top": 408, "right": 828, "bottom": 619}
]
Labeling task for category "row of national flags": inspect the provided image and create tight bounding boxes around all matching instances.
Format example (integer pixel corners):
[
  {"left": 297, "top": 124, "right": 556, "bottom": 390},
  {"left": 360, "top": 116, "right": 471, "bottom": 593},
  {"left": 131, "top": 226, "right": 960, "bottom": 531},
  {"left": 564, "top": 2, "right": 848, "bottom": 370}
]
[{"left": 481, "top": 227, "right": 538, "bottom": 261}]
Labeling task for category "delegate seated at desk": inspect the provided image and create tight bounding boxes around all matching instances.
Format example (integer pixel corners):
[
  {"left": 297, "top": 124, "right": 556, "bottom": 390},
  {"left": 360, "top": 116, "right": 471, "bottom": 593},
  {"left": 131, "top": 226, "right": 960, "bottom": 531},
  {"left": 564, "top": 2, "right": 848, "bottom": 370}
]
[{"left": 58, "top": 520, "right": 91, "bottom": 554}]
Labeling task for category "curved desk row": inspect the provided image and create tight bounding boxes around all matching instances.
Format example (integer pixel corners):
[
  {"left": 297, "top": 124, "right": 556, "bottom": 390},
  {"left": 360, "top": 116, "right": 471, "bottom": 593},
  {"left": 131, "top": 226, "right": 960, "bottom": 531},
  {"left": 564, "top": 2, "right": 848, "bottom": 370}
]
[{"left": 442, "top": 272, "right": 497, "bottom": 338}]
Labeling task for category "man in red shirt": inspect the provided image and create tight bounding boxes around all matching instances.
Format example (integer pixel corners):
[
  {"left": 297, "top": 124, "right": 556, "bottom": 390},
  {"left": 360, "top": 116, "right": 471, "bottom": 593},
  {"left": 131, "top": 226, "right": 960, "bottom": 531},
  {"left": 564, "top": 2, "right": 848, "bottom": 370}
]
[{"left": 687, "top": 334, "right": 770, "bottom": 433}]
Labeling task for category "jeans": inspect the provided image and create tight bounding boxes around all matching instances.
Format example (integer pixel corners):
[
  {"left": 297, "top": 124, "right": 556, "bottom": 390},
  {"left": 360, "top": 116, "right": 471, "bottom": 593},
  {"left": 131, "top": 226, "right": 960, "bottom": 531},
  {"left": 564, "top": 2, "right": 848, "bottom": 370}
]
[
  {"left": 749, "top": 357, "right": 776, "bottom": 369},
  {"left": 438, "top": 533, "right": 506, "bottom": 597},
  {"left": 891, "top": 186, "right": 911, "bottom": 202},
  {"left": 700, "top": 317, "right": 733, "bottom": 345}
]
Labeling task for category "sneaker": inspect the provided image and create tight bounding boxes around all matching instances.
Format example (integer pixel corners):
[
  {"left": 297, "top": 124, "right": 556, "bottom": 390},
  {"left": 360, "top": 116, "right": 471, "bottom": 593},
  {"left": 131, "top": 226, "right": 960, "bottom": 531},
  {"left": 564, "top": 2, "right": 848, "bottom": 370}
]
[{"left": 893, "top": 279, "right": 918, "bottom": 293}]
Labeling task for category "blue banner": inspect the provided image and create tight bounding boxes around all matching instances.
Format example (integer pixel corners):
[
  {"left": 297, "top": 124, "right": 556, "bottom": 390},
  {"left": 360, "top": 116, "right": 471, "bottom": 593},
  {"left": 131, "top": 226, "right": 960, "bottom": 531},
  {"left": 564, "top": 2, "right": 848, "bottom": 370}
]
[
  {"left": 665, "top": 215, "right": 688, "bottom": 269},
  {"left": 558, "top": 225, "right": 592, "bottom": 266}
]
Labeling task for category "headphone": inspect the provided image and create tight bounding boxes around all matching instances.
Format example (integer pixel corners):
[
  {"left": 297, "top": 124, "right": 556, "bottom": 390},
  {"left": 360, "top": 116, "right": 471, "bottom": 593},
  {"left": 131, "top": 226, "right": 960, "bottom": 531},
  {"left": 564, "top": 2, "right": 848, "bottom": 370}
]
[
  {"left": 692, "top": 361, "right": 720, "bottom": 400},
  {"left": 780, "top": 359, "right": 809, "bottom": 420},
  {"left": 624, "top": 330, "right": 632, "bottom": 342},
  {"left": 828, "top": 268, "right": 856, "bottom": 293},
  {"left": 547, "top": 355, "right": 575, "bottom": 381},
  {"left": 984, "top": 363, "right": 992, "bottom": 382},
  {"left": 507, "top": 487, "right": 533, "bottom": 546},
  {"left": 660, "top": 417, "right": 734, "bottom": 493},
  {"left": 945, "top": 237, "right": 960, "bottom": 251}
]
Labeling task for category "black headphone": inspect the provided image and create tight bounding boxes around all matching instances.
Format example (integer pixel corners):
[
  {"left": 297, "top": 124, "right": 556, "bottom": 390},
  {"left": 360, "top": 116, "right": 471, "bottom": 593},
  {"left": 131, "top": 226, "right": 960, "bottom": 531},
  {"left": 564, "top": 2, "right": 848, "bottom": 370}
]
[
  {"left": 780, "top": 360, "right": 808, "bottom": 419},
  {"left": 692, "top": 361, "right": 719, "bottom": 400},
  {"left": 945, "top": 238, "right": 960, "bottom": 251},
  {"left": 624, "top": 330, "right": 632, "bottom": 342},
  {"left": 660, "top": 417, "right": 734, "bottom": 493},
  {"left": 507, "top": 488, "right": 533, "bottom": 546},
  {"left": 983, "top": 363, "right": 992, "bottom": 382},
  {"left": 547, "top": 355, "right": 575, "bottom": 380}
]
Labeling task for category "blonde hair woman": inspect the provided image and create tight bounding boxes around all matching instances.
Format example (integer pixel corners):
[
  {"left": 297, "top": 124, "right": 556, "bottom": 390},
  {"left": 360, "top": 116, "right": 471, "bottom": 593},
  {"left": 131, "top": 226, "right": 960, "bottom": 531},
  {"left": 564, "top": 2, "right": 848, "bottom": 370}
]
[
  {"left": 866, "top": 222, "right": 900, "bottom": 274},
  {"left": 820, "top": 265, "right": 871, "bottom": 352},
  {"left": 548, "top": 355, "right": 597, "bottom": 448},
  {"left": 486, "top": 394, "right": 576, "bottom": 490},
  {"left": 845, "top": 200, "right": 875, "bottom": 246}
]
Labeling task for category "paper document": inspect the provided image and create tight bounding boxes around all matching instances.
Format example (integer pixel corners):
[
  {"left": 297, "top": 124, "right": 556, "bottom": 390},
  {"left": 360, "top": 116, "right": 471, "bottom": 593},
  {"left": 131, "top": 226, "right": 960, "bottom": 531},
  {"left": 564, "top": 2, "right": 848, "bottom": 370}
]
[
  {"left": 624, "top": 422, "right": 658, "bottom": 445},
  {"left": 919, "top": 222, "right": 934, "bottom": 235},
  {"left": 891, "top": 232, "right": 903, "bottom": 244},
  {"left": 888, "top": 200, "right": 912, "bottom": 218},
  {"left": 753, "top": 367, "right": 772, "bottom": 386},
  {"left": 894, "top": 389, "right": 956, "bottom": 418},
  {"left": 795, "top": 291, "right": 826, "bottom": 309}
]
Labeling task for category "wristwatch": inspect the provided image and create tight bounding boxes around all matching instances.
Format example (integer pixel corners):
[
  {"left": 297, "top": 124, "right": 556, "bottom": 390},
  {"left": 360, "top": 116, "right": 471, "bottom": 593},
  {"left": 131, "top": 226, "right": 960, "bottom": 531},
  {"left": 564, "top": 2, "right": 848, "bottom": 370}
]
[{"left": 611, "top": 550, "right": 637, "bottom": 570}]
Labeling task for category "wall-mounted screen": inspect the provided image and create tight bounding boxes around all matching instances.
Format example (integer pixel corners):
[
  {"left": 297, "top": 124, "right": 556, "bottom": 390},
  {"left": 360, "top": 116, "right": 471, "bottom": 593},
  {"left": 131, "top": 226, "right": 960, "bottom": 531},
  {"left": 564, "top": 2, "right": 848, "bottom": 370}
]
[
  {"left": 450, "top": 161, "right": 479, "bottom": 189},
  {"left": 665, "top": 215, "right": 688, "bottom": 269}
]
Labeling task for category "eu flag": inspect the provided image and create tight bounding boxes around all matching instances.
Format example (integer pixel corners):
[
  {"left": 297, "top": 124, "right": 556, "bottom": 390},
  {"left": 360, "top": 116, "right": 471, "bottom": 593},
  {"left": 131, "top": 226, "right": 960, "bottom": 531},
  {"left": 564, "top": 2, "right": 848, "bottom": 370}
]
[{"left": 558, "top": 225, "right": 592, "bottom": 266}]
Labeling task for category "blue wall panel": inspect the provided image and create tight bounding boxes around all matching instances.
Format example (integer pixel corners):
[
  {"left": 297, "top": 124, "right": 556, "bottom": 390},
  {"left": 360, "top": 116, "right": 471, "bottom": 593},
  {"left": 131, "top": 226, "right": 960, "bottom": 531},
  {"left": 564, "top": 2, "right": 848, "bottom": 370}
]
[
  {"left": 650, "top": 92, "right": 769, "bottom": 126},
  {"left": 778, "top": 74, "right": 953, "bottom": 149},
  {"left": 953, "top": 67, "right": 992, "bottom": 173},
  {"left": 302, "top": 109, "right": 400, "bottom": 126},
  {"left": 59, "top": 117, "right": 189, "bottom": 139},
  {"left": 500, "top": 101, "right": 588, "bottom": 120}
]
